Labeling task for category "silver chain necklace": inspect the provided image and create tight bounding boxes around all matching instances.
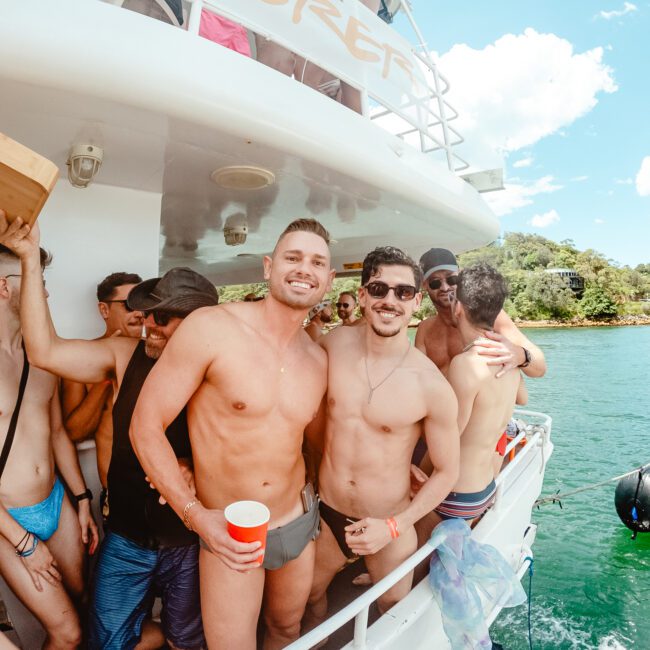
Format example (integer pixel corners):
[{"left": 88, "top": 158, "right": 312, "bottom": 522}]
[{"left": 364, "top": 343, "right": 411, "bottom": 404}]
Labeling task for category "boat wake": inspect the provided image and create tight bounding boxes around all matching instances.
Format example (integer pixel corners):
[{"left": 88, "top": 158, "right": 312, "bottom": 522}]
[{"left": 492, "top": 605, "right": 632, "bottom": 649}]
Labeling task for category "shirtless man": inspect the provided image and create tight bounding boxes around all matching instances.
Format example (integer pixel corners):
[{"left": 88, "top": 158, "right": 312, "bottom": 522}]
[
  {"left": 0, "top": 229, "right": 98, "bottom": 649},
  {"left": 415, "top": 248, "right": 546, "bottom": 378},
  {"left": 130, "top": 219, "right": 335, "bottom": 650},
  {"left": 335, "top": 291, "right": 358, "bottom": 326},
  {"left": 417, "top": 264, "right": 521, "bottom": 536},
  {"left": 61, "top": 272, "right": 143, "bottom": 490},
  {"left": 0, "top": 215, "right": 214, "bottom": 649},
  {"left": 305, "top": 246, "right": 459, "bottom": 624},
  {"left": 305, "top": 299, "right": 333, "bottom": 341}
]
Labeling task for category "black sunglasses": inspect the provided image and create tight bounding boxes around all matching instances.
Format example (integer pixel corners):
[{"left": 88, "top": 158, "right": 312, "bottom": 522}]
[
  {"left": 428, "top": 275, "right": 459, "bottom": 290},
  {"left": 143, "top": 309, "right": 182, "bottom": 326},
  {"left": 104, "top": 299, "right": 134, "bottom": 313},
  {"left": 364, "top": 281, "right": 417, "bottom": 301},
  {"left": 336, "top": 301, "right": 351, "bottom": 308}
]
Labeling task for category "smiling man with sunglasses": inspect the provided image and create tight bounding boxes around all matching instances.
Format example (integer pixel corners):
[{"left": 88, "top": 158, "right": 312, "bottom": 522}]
[
  {"left": 335, "top": 291, "right": 359, "bottom": 326},
  {"left": 0, "top": 215, "right": 216, "bottom": 649},
  {"left": 415, "top": 248, "right": 546, "bottom": 378},
  {"left": 304, "top": 246, "right": 459, "bottom": 626}
]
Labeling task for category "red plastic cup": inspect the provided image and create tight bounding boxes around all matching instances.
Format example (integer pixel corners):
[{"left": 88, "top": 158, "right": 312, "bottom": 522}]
[{"left": 224, "top": 501, "right": 271, "bottom": 559}]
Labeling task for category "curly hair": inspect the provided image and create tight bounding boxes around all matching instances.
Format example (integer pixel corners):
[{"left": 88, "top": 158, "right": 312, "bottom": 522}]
[{"left": 361, "top": 246, "right": 422, "bottom": 289}]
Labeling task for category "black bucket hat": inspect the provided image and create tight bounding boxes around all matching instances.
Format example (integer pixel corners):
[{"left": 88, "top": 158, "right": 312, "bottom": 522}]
[
  {"left": 419, "top": 248, "right": 459, "bottom": 282},
  {"left": 127, "top": 267, "right": 219, "bottom": 314}
]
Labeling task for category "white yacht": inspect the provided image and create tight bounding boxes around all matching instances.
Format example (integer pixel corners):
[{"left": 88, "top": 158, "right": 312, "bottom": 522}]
[{"left": 0, "top": 1, "right": 552, "bottom": 647}]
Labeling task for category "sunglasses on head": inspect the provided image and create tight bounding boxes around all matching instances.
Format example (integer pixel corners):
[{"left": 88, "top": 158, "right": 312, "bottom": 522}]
[
  {"left": 364, "top": 281, "right": 417, "bottom": 301},
  {"left": 143, "top": 309, "right": 181, "bottom": 326},
  {"left": 428, "top": 275, "right": 459, "bottom": 290},
  {"left": 104, "top": 299, "right": 134, "bottom": 313},
  {"left": 336, "top": 301, "right": 351, "bottom": 308}
]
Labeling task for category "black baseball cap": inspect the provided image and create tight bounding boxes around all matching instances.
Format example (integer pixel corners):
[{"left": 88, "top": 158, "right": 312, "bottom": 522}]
[
  {"left": 419, "top": 248, "right": 459, "bottom": 282},
  {"left": 127, "top": 267, "right": 219, "bottom": 314}
]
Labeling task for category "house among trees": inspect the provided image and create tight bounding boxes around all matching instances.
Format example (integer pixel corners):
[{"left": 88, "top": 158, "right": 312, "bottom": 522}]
[{"left": 545, "top": 268, "right": 585, "bottom": 298}]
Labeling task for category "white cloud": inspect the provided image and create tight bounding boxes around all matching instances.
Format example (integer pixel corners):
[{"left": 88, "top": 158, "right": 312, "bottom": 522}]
[
  {"left": 636, "top": 157, "right": 650, "bottom": 196},
  {"left": 530, "top": 209, "right": 560, "bottom": 228},
  {"left": 571, "top": 175, "right": 589, "bottom": 182},
  {"left": 615, "top": 177, "right": 633, "bottom": 185},
  {"left": 595, "top": 218, "right": 605, "bottom": 224},
  {"left": 485, "top": 175, "right": 562, "bottom": 216},
  {"left": 596, "top": 3, "right": 637, "bottom": 20},
  {"left": 436, "top": 29, "right": 617, "bottom": 168},
  {"left": 513, "top": 156, "right": 534, "bottom": 168}
]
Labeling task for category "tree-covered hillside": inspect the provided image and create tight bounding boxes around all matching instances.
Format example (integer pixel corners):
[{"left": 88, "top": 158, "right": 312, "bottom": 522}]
[
  {"left": 217, "top": 233, "right": 650, "bottom": 323},
  {"left": 456, "top": 233, "right": 650, "bottom": 321}
]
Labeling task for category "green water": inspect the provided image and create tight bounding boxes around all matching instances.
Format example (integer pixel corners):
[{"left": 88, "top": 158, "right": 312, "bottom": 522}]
[{"left": 489, "top": 326, "right": 650, "bottom": 649}]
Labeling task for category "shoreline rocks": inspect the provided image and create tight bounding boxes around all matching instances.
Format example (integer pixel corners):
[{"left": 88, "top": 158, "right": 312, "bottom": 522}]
[{"left": 515, "top": 315, "right": 650, "bottom": 328}]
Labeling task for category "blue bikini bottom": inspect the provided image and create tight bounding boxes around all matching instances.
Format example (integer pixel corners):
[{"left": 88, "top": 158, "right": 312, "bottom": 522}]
[{"left": 8, "top": 477, "right": 65, "bottom": 541}]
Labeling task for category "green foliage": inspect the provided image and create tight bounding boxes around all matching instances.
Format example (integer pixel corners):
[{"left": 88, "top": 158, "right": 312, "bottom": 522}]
[
  {"left": 457, "top": 232, "right": 649, "bottom": 322},
  {"left": 511, "top": 271, "right": 578, "bottom": 320},
  {"left": 579, "top": 287, "right": 618, "bottom": 319},
  {"left": 218, "top": 282, "right": 268, "bottom": 303},
  {"left": 216, "top": 234, "right": 649, "bottom": 324}
]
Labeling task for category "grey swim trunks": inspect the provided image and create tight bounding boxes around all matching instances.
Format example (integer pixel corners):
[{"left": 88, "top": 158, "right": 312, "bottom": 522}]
[
  {"left": 199, "top": 498, "right": 319, "bottom": 570},
  {"left": 262, "top": 498, "right": 319, "bottom": 570}
]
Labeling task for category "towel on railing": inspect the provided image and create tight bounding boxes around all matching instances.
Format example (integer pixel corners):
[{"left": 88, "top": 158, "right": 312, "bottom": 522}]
[{"left": 428, "top": 519, "right": 527, "bottom": 649}]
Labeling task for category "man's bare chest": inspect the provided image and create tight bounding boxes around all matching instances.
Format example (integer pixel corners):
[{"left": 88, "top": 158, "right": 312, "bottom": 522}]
[
  {"left": 0, "top": 359, "right": 54, "bottom": 417},
  {"left": 424, "top": 326, "right": 463, "bottom": 373}
]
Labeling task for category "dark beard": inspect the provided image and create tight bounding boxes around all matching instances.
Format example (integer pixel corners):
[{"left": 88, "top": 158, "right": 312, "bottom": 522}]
[
  {"left": 370, "top": 324, "right": 400, "bottom": 338},
  {"left": 144, "top": 341, "right": 162, "bottom": 360}
]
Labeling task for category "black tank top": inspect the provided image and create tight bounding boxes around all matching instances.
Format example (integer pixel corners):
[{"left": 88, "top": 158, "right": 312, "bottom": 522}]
[{"left": 107, "top": 340, "right": 196, "bottom": 548}]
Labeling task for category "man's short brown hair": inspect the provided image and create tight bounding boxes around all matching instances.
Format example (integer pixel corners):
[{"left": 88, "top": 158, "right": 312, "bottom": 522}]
[
  {"left": 277, "top": 219, "right": 330, "bottom": 247},
  {"left": 97, "top": 272, "right": 143, "bottom": 302},
  {"left": 0, "top": 244, "right": 52, "bottom": 270}
]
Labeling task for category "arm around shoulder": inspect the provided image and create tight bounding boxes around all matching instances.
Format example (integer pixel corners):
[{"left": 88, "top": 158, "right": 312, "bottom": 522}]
[{"left": 494, "top": 310, "right": 546, "bottom": 378}]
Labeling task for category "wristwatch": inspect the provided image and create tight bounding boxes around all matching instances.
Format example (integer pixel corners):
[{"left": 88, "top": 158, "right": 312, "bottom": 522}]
[
  {"left": 518, "top": 347, "right": 532, "bottom": 368},
  {"left": 75, "top": 488, "right": 93, "bottom": 503}
]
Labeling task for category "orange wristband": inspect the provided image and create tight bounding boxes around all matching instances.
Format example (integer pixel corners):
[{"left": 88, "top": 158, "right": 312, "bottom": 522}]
[{"left": 385, "top": 517, "right": 399, "bottom": 539}]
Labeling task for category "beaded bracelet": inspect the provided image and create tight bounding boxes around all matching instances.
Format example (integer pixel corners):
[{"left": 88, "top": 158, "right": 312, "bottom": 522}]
[{"left": 16, "top": 535, "right": 39, "bottom": 558}]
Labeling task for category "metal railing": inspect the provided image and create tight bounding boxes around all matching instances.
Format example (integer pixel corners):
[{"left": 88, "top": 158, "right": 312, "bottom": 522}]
[
  {"left": 286, "top": 410, "right": 552, "bottom": 649},
  {"left": 184, "top": 0, "right": 468, "bottom": 171}
]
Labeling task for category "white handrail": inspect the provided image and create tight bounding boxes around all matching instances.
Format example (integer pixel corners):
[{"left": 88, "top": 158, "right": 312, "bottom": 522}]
[
  {"left": 289, "top": 409, "right": 551, "bottom": 649},
  {"left": 286, "top": 540, "right": 439, "bottom": 650},
  {"left": 185, "top": 0, "right": 468, "bottom": 171}
]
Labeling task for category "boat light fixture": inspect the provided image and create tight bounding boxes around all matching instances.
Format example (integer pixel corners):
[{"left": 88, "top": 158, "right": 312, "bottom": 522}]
[
  {"left": 211, "top": 165, "right": 275, "bottom": 190},
  {"left": 67, "top": 144, "right": 103, "bottom": 188},
  {"left": 223, "top": 213, "right": 248, "bottom": 246}
]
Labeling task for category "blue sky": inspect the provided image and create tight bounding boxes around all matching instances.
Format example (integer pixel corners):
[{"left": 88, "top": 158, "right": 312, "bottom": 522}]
[{"left": 393, "top": 1, "right": 649, "bottom": 267}]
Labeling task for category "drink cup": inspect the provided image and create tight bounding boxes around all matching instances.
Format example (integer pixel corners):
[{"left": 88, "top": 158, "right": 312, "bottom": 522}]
[{"left": 224, "top": 501, "right": 271, "bottom": 557}]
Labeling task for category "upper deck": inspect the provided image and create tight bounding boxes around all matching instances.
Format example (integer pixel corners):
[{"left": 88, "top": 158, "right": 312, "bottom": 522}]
[{"left": 0, "top": 0, "right": 497, "bottom": 308}]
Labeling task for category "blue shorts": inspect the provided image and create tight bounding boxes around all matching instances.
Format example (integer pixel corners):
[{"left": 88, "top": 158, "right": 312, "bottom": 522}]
[
  {"left": 7, "top": 477, "right": 64, "bottom": 541},
  {"left": 88, "top": 531, "right": 204, "bottom": 650}
]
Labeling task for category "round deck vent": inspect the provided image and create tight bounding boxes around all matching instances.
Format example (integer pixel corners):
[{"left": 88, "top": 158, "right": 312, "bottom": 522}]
[{"left": 211, "top": 165, "right": 275, "bottom": 190}]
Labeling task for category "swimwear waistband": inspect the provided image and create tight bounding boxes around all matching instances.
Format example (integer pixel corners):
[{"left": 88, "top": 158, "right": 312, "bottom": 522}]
[{"left": 434, "top": 480, "right": 497, "bottom": 521}]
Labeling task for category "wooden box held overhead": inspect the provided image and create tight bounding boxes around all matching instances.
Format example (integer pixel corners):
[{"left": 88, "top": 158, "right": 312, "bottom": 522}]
[{"left": 0, "top": 133, "right": 59, "bottom": 226}]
